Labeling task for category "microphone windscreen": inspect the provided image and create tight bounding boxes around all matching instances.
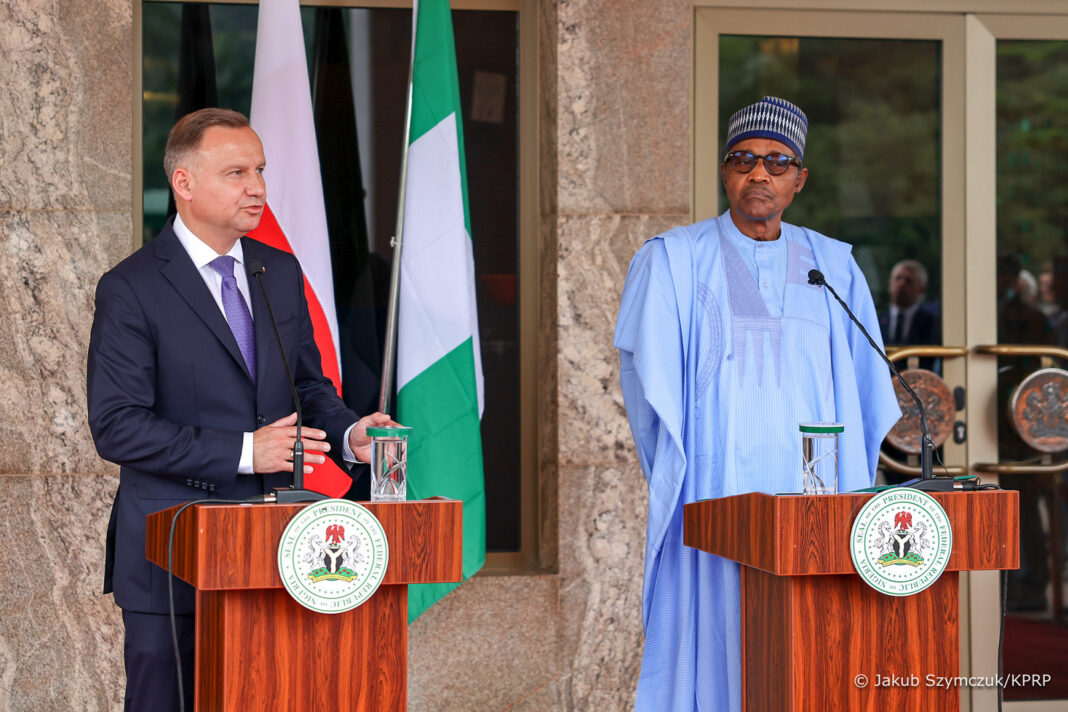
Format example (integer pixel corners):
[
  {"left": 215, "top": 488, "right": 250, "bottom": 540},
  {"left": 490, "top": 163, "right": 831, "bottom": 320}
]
[
  {"left": 808, "top": 269, "right": 825, "bottom": 286},
  {"left": 247, "top": 258, "right": 266, "bottom": 276}
]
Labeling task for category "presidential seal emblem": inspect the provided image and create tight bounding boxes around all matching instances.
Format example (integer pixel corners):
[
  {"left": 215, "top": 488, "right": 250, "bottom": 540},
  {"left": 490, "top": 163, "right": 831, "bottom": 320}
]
[
  {"left": 277, "top": 499, "right": 389, "bottom": 614},
  {"left": 850, "top": 489, "right": 952, "bottom": 596}
]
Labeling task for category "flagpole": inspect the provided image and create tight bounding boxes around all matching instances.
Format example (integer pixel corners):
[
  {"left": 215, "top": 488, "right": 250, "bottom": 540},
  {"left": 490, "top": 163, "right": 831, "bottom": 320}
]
[{"left": 378, "top": 0, "right": 419, "bottom": 415}]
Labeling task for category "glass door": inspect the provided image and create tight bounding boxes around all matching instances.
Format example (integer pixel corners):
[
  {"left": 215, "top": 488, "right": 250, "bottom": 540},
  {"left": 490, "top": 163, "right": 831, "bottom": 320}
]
[{"left": 978, "top": 14, "right": 1068, "bottom": 710}]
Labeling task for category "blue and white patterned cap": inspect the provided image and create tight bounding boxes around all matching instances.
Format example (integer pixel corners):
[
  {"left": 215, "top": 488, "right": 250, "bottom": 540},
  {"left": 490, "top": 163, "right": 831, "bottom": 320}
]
[{"left": 725, "top": 96, "right": 808, "bottom": 160}]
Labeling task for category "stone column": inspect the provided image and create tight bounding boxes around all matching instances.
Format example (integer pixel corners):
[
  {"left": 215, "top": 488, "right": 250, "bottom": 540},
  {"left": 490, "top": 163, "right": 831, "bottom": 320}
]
[
  {"left": 0, "top": 0, "right": 132, "bottom": 709},
  {"left": 552, "top": 1, "right": 691, "bottom": 709}
]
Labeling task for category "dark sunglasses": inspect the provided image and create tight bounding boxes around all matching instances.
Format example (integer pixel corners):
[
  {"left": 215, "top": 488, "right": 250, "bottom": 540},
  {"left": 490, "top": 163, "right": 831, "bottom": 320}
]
[{"left": 722, "top": 150, "right": 802, "bottom": 176}]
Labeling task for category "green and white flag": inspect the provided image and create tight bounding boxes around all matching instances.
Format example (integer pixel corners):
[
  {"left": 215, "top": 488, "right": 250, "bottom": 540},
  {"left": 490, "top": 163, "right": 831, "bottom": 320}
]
[{"left": 396, "top": 0, "right": 485, "bottom": 622}]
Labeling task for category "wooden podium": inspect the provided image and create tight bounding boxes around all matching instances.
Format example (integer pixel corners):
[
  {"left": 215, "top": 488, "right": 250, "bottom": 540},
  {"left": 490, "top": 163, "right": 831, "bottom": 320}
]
[
  {"left": 146, "top": 498, "right": 462, "bottom": 711},
  {"left": 684, "top": 491, "right": 1019, "bottom": 711}
]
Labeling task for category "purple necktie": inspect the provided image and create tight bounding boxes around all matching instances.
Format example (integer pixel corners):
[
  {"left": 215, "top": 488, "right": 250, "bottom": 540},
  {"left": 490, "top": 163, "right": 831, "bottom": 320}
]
[{"left": 210, "top": 256, "right": 257, "bottom": 383}]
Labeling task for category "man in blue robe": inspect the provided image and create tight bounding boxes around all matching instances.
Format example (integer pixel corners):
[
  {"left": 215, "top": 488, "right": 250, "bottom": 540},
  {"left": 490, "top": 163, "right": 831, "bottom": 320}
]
[{"left": 615, "top": 96, "right": 900, "bottom": 711}]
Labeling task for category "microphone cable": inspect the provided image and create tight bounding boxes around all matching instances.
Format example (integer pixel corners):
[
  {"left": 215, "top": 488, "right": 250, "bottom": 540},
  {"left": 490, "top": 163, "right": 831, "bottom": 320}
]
[
  {"left": 998, "top": 567, "right": 1008, "bottom": 712},
  {"left": 166, "top": 495, "right": 274, "bottom": 711}
]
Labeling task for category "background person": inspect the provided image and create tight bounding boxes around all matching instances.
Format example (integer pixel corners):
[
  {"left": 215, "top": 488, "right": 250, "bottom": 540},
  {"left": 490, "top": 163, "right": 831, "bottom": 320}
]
[{"left": 879, "top": 258, "right": 940, "bottom": 348}]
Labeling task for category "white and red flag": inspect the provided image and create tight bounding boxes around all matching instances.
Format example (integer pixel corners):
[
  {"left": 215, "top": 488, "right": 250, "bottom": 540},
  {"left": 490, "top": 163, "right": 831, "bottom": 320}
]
[{"left": 249, "top": 0, "right": 350, "bottom": 496}]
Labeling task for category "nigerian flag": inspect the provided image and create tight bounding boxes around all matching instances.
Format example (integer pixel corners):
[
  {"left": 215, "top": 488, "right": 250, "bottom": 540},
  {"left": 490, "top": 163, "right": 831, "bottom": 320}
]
[{"left": 396, "top": 0, "right": 485, "bottom": 623}]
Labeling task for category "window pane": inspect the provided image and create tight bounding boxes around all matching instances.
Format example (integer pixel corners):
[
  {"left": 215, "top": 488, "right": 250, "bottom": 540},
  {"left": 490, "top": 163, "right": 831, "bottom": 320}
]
[
  {"left": 996, "top": 38, "right": 1068, "bottom": 703},
  {"left": 719, "top": 37, "right": 942, "bottom": 352},
  {"left": 142, "top": 2, "right": 521, "bottom": 552}
]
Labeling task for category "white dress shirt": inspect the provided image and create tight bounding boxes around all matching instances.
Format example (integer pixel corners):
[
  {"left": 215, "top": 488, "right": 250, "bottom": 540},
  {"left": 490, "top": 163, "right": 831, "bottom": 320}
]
[{"left": 173, "top": 213, "right": 255, "bottom": 318}]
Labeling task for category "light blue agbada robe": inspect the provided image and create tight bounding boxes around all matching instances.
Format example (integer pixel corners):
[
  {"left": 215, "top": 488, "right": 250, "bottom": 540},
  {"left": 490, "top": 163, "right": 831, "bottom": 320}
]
[{"left": 614, "top": 212, "right": 900, "bottom": 712}]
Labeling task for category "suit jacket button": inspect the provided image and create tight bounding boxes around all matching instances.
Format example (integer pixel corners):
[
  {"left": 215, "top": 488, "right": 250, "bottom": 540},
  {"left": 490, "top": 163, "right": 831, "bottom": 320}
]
[{"left": 257, "top": 414, "right": 266, "bottom": 425}]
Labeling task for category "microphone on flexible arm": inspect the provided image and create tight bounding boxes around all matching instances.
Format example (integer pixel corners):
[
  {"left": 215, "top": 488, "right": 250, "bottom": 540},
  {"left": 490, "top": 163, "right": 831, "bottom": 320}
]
[
  {"left": 247, "top": 258, "right": 327, "bottom": 504},
  {"left": 807, "top": 268, "right": 970, "bottom": 492}
]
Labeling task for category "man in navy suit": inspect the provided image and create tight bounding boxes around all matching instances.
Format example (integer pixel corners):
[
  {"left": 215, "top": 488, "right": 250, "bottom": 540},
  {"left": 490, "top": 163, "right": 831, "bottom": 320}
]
[
  {"left": 879, "top": 259, "right": 941, "bottom": 348},
  {"left": 877, "top": 258, "right": 942, "bottom": 483},
  {"left": 87, "top": 108, "right": 393, "bottom": 711}
]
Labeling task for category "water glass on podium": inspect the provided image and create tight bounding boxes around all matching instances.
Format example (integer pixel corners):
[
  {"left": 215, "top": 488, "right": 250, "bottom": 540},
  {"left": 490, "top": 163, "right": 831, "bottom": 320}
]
[
  {"left": 369, "top": 426, "right": 412, "bottom": 502},
  {"left": 800, "top": 422, "right": 842, "bottom": 495}
]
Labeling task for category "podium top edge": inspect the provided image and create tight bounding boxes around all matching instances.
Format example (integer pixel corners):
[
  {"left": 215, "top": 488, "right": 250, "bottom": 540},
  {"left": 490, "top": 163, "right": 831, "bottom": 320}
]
[
  {"left": 159, "top": 497, "right": 462, "bottom": 513},
  {"left": 687, "top": 489, "right": 1015, "bottom": 504}
]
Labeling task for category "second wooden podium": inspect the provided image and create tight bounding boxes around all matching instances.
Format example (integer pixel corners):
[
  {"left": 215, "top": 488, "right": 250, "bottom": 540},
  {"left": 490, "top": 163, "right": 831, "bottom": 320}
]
[
  {"left": 684, "top": 490, "right": 1018, "bottom": 712},
  {"left": 146, "top": 498, "right": 462, "bottom": 711}
]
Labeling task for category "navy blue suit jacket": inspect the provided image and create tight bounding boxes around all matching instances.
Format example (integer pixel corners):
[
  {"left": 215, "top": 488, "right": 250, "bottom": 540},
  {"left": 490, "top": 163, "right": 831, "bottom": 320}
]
[
  {"left": 87, "top": 221, "right": 358, "bottom": 614},
  {"left": 878, "top": 302, "right": 941, "bottom": 347}
]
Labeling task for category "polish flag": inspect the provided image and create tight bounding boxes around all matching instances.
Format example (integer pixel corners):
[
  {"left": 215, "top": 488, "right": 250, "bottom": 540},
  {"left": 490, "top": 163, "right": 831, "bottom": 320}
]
[{"left": 248, "top": 0, "right": 350, "bottom": 496}]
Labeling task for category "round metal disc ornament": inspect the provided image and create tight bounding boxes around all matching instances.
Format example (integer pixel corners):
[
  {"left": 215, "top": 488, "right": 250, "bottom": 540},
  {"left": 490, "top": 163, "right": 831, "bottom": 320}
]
[
  {"left": 1009, "top": 367, "right": 1068, "bottom": 454},
  {"left": 885, "top": 368, "right": 954, "bottom": 454}
]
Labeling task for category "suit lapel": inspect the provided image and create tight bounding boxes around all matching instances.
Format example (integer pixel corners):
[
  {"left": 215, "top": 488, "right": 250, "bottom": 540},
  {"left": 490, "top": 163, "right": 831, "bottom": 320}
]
[{"left": 155, "top": 226, "right": 254, "bottom": 383}]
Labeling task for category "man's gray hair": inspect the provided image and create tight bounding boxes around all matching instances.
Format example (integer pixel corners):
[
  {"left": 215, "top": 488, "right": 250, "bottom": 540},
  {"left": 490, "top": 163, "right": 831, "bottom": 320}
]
[
  {"left": 163, "top": 108, "right": 251, "bottom": 181},
  {"left": 891, "top": 259, "right": 929, "bottom": 288}
]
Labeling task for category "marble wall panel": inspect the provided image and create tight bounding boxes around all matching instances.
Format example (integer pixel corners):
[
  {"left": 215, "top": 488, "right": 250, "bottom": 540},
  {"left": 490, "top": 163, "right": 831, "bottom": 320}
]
[
  {"left": 556, "top": 213, "right": 690, "bottom": 468},
  {"left": 555, "top": 0, "right": 691, "bottom": 215},
  {"left": 511, "top": 681, "right": 566, "bottom": 712},
  {"left": 0, "top": 0, "right": 132, "bottom": 212},
  {"left": 408, "top": 574, "right": 561, "bottom": 711},
  {"left": 556, "top": 463, "right": 647, "bottom": 711},
  {"left": 0, "top": 210, "right": 129, "bottom": 474},
  {"left": 0, "top": 474, "right": 122, "bottom": 712}
]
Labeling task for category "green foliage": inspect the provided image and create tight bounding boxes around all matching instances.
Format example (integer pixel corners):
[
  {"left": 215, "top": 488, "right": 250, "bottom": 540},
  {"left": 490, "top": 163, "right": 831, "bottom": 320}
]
[{"left": 996, "top": 40, "right": 1068, "bottom": 267}]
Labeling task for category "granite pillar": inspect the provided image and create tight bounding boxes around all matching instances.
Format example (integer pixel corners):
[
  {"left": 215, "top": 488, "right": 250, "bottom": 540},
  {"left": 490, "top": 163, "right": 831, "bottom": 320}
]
[
  {"left": 550, "top": 0, "right": 692, "bottom": 708},
  {"left": 1, "top": 0, "right": 132, "bottom": 709}
]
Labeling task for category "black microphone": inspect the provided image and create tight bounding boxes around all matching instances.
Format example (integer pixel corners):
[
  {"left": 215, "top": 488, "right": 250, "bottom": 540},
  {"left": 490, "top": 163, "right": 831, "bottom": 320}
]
[
  {"left": 247, "top": 258, "right": 326, "bottom": 503},
  {"left": 808, "top": 268, "right": 964, "bottom": 491}
]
